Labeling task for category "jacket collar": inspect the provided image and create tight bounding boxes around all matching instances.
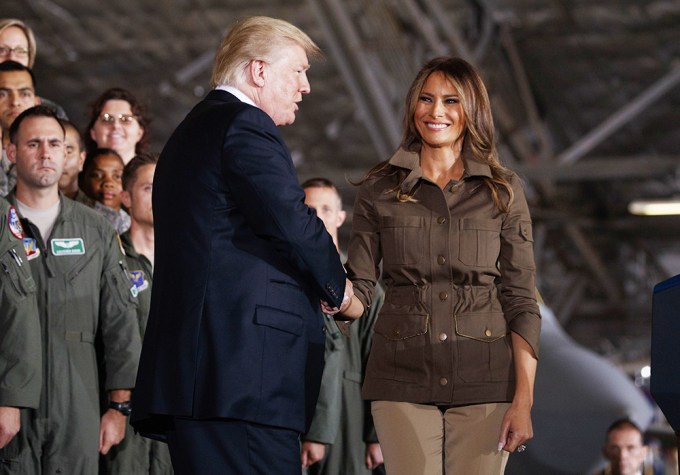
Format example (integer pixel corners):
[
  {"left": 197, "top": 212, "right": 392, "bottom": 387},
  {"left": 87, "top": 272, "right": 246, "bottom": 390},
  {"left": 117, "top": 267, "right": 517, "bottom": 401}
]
[
  {"left": 204, "top": 89, "right": 243, "bottom": 104},
  {"left": 388, "top": 140, "right": 493, "bottom": 195}
]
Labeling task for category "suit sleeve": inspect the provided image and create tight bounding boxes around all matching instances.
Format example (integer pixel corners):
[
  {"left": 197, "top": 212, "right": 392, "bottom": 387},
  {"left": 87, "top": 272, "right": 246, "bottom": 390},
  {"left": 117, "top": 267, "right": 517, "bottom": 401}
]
[{"left": 221, "top": 108, "right": 346, "bottom": 306}]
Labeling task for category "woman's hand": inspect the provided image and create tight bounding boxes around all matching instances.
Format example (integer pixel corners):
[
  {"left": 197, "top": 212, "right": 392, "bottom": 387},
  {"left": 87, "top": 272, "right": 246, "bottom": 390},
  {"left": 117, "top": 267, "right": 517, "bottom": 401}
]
[
  {"left": 498, "top": 331, "right": 538, "bottom": 453},
  {"left": 497, "top": 402, "right": 533, "bottom": 452},
  {"left": 321, "top": 279, "right": 362, "bottom": 317}
]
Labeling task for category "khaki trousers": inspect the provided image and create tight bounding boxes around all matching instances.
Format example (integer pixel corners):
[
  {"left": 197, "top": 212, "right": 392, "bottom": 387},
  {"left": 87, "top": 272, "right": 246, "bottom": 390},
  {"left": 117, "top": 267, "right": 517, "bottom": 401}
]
[{"left": 371, "top": 401, "right": 510, "bottom": 475}]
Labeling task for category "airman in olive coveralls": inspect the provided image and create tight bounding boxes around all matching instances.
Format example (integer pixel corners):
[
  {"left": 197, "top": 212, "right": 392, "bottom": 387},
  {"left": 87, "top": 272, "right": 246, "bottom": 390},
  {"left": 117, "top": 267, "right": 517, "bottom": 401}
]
[
  {"left": 102, "top": 230, "right": 172, "bottom": 475},
  {"left": 0, "top": 198, "right": 40, "bottom": 454},
  {"left": 1, "top": 106, "right": 141, "bottom": 474}
]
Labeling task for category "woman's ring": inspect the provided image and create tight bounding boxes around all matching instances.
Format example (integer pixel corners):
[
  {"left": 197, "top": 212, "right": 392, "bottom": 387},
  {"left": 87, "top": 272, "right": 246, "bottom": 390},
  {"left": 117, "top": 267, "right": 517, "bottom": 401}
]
[{"left": 517, "top": 445, "right": 526, "bottom": 453}]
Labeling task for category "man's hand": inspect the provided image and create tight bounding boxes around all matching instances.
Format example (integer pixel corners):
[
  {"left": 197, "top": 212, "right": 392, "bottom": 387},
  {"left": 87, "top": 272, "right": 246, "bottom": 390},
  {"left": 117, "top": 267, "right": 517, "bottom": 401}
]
[
  {"left": 365, "top": 442, "right": 384, "bottom": 470},
  {"left": 0, "top": 406, "right": 20, "bottom": 448},
  {"left": 301, "top": 441, "right": 326, "bottom": 468},
  {"left": 99, "top": 409, "right": 127, "bottom": 455},
  {"left": 99, "top": 389, "right": 132, "bottom": 455},
  {"left": 321, "top": 278, "right": 354, "bottom": 315}
]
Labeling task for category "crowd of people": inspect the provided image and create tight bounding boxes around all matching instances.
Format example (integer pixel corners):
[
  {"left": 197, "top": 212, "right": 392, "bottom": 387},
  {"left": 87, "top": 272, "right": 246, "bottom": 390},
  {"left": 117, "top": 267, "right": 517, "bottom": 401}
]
[{"left": 0, "top": 13, "right": 652, "bottom": 475}]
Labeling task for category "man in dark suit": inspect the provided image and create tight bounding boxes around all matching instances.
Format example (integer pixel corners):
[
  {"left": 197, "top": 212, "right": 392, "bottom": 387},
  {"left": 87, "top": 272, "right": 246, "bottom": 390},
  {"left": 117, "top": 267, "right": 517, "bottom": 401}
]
[{"left": 131, "top": 16, "right": 351, "bottom": 475}]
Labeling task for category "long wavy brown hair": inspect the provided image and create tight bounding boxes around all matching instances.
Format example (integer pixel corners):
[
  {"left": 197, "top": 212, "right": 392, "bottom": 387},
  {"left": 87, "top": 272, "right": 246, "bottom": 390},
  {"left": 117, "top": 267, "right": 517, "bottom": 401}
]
[{"left": 361, "top": 57, "right": 514, "bottom": 212}]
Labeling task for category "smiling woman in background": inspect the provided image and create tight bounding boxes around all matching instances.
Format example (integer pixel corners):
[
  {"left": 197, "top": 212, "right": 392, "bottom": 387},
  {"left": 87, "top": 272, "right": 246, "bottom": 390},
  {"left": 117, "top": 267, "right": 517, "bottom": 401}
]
[
  {"left": 334, "top": 56, "right": 541, "bottom": 475},
  {"left": 85, "top": 87, "right": 151, "bottom": 164}
]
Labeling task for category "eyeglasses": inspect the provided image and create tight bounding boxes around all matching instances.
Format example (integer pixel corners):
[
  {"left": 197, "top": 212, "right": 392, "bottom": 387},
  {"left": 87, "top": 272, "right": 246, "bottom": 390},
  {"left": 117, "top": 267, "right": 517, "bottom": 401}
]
[
  {"left": 0, "top": 45, "right": 30, "bottom": 57},
  {"left": 98, "top": 113, "right": 138, "bottom": 125}
]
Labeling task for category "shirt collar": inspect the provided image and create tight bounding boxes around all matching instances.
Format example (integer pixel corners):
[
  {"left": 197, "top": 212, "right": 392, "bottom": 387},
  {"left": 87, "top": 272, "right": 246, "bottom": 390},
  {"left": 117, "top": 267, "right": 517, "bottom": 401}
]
[
  {"left": 215, "top": 85, "right": 258, "bottom": 108},
  {"left": 387, "top": 141, "right": 493, "bottom": 195}
]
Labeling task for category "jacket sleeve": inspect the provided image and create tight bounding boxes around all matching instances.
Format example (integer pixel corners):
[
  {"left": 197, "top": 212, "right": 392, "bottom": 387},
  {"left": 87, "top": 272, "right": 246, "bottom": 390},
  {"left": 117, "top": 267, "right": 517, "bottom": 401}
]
[
  {"left": 346, "top": 180, "right": 382, "bottom": 310},
  {"left": 0, "top": 229, "right": 41, "bottom": 408},
  {"left": 99, "top": 228, "right": 142, "bottom": 390},
  {"left": 221, "top": 108, "right": 346, "bottom": 307},
  {"left": 497, "top": 174, "right": 541, "bottom": 357},
  {"left": 302, "top": 317, "right": 346, "bottom": 443}
]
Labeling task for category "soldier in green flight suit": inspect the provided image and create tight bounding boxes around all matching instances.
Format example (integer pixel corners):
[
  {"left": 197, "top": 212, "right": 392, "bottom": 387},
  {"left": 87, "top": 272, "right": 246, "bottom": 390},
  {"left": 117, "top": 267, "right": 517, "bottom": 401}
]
[
  {"left": 0, "top": 106, "right": 141, "bottom": 474},
  {"left": 0, "top": 197, "right": 40, "bottom": 451},
  {"left": 102, "top": 153, "right": 173, "bottom": 475}
]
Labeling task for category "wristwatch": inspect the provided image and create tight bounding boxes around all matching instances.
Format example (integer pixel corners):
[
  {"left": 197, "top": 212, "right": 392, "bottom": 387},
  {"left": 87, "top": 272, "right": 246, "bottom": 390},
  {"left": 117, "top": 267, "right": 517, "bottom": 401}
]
[{"left": 108, "top": 400, "right": 132, "bottom": 416}]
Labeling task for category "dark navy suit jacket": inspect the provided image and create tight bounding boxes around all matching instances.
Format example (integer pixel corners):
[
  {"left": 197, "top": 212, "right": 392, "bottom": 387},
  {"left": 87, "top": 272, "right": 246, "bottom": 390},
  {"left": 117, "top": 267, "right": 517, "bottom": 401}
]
[{"left": 131, "top": 90, "right": 346, "bottom": 438}]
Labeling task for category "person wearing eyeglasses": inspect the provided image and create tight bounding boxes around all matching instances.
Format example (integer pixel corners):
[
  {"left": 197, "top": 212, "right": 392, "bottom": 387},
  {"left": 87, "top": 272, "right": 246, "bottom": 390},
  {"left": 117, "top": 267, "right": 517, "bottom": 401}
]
[
  {"left": 0, "top": 19, "right": 36, "bottom": 68},
  {"left": 85, "top": 87, "right": 151, "bottom": 164},
  {"left": 0, "top": 61, "right": 39, "bottom": 197}
]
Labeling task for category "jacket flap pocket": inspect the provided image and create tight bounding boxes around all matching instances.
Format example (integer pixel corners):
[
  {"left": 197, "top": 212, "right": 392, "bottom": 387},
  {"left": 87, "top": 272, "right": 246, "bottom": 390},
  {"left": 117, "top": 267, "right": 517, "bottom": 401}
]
[
  {"left": 375, "top": 313, "right": 429, "bottom": 341},
  {"left": 380, "top": 215, "right": 424, "bottom": 228},
  {"left": 255, "top": 305, "right": 303, "bottom": 336},
  {"left": 454, "top": 312, "right": 507, "bottom": 342}
]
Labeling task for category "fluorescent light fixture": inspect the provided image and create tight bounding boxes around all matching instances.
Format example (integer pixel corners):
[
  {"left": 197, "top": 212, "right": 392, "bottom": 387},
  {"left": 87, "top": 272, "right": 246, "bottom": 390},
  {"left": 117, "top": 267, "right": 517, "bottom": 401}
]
[{"left": 628, "top": 199, "right": 680, "bottom": 216}]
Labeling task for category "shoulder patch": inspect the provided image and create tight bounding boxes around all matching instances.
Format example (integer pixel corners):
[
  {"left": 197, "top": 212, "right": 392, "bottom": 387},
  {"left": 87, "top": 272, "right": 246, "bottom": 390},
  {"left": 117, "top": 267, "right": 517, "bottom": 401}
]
[
  {"left": 129, "top": 270, "right": 149, "bottom": 292},
  {"left": 8, "top": 206, "right": 24, "bottom": 240},
  {"left": 23, "top": 238, "right": 41, "bottom": 260}
]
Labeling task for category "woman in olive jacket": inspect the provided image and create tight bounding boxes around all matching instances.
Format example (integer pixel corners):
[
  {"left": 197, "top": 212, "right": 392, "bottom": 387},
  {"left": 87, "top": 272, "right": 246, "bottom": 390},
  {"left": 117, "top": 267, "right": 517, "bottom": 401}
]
[{"left": 333, "top": 57, "right": 541, "bottom": 474}]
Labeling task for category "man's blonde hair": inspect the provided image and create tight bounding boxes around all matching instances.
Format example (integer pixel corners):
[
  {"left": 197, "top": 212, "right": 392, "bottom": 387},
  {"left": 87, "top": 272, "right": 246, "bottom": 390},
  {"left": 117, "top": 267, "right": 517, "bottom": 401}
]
[{"left": 210, "top": 16, "right": 320, "bottom": 88}]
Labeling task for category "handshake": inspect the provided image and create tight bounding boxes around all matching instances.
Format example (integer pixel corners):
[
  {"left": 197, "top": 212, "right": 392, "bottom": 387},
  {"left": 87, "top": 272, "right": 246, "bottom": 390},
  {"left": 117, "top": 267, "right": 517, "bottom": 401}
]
[{"left": 321, "top": 278, "right": 355, "bottom": 317}]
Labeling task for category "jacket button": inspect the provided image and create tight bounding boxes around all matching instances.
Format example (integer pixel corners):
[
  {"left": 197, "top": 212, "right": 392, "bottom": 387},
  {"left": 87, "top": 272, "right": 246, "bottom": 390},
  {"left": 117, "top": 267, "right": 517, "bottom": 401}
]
[
  {"left": 439, "top": 291, "right": 448, "bottom": 301},
  {"left": 437, "top": 255, "right": 446, "bottom": 265},
  {"left": 437, "top": 216, "right": 447, "bottom": 225},
  {"left": 439, "top": 377, "right": 448, "bottom": 386},
  {"left": 485, "top": 329, "right": 492, "bottom": 337},
  {"left": 394, "top": 330, "right": 401, "bottom": 338},
  {"left": 438, "top": 332, "right": 447, "bottom": 341}
]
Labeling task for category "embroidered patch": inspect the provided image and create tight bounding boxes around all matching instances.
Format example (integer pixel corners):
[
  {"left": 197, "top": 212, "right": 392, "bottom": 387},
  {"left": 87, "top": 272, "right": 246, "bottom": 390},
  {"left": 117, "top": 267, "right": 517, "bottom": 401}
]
[
  {"left": 51, "top": 238, "right": 85, "bottom": 256},
  {"left": 8, "top": 206, "right": 24, "bottom": 240},
  {"left": 22, "top": 238, "right": 41, "bottom": 260},
  {"left": 129, "top": 270, "right": 149, "bottom": 292}
]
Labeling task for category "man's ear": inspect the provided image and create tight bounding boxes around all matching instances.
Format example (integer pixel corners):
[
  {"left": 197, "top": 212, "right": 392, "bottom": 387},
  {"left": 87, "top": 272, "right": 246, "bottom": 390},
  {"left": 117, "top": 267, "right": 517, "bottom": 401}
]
[
  {"left": 337, "top": 209, "right": 347, "bottom": 228},
  {"left": 120, "top": 190, "right": 132, "bottom": 209},
  {"left": 6, "top": 143, "right": 17, "bottom": 165},
  {"left": 248, "top": 59, "right": 267, "bottom": 87},
  {"left": 77, "top": 151, "right": 86, "bottom": 171}
]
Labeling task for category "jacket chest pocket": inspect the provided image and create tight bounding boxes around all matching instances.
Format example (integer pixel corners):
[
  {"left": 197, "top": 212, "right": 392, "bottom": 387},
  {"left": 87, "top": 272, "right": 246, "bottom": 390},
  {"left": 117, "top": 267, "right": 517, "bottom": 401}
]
[
  {"left": 0, "top": 248, "right": 36, "bottom": 299},
  {"left": 380, "top": 216, "right": 425, "bottom": 265},
  {"left": 458, "top": 218, "right": 501, "bottom": 267}
]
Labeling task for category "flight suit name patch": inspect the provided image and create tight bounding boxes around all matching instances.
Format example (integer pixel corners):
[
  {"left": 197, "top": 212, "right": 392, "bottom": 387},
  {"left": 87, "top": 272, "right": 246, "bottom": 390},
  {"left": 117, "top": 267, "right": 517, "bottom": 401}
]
[{"left": 51, "top": 238, "right": 85, "bottom": 256}]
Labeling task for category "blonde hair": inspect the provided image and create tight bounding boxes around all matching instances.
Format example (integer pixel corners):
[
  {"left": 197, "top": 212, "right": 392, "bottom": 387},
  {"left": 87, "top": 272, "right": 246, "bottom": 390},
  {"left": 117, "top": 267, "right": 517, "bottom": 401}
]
[
  {"left": 210, "top": 16, "right": 320, "bottom": 88},
  {"left": 0, "top": 18, "right": 37, "bottom": 68}
]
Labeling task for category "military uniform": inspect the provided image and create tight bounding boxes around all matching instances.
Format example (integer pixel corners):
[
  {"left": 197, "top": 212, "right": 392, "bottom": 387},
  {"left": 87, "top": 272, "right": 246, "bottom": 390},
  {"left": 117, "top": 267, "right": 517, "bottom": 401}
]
[
  {"left": 1, "top": 193, "right": 141, "bottom": 475},
  {"left": 102, "top": 231, "right": 172, "bottom": 475},
  {"left": 0, "top": 198, "right": 40, "bottom": 410}
]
